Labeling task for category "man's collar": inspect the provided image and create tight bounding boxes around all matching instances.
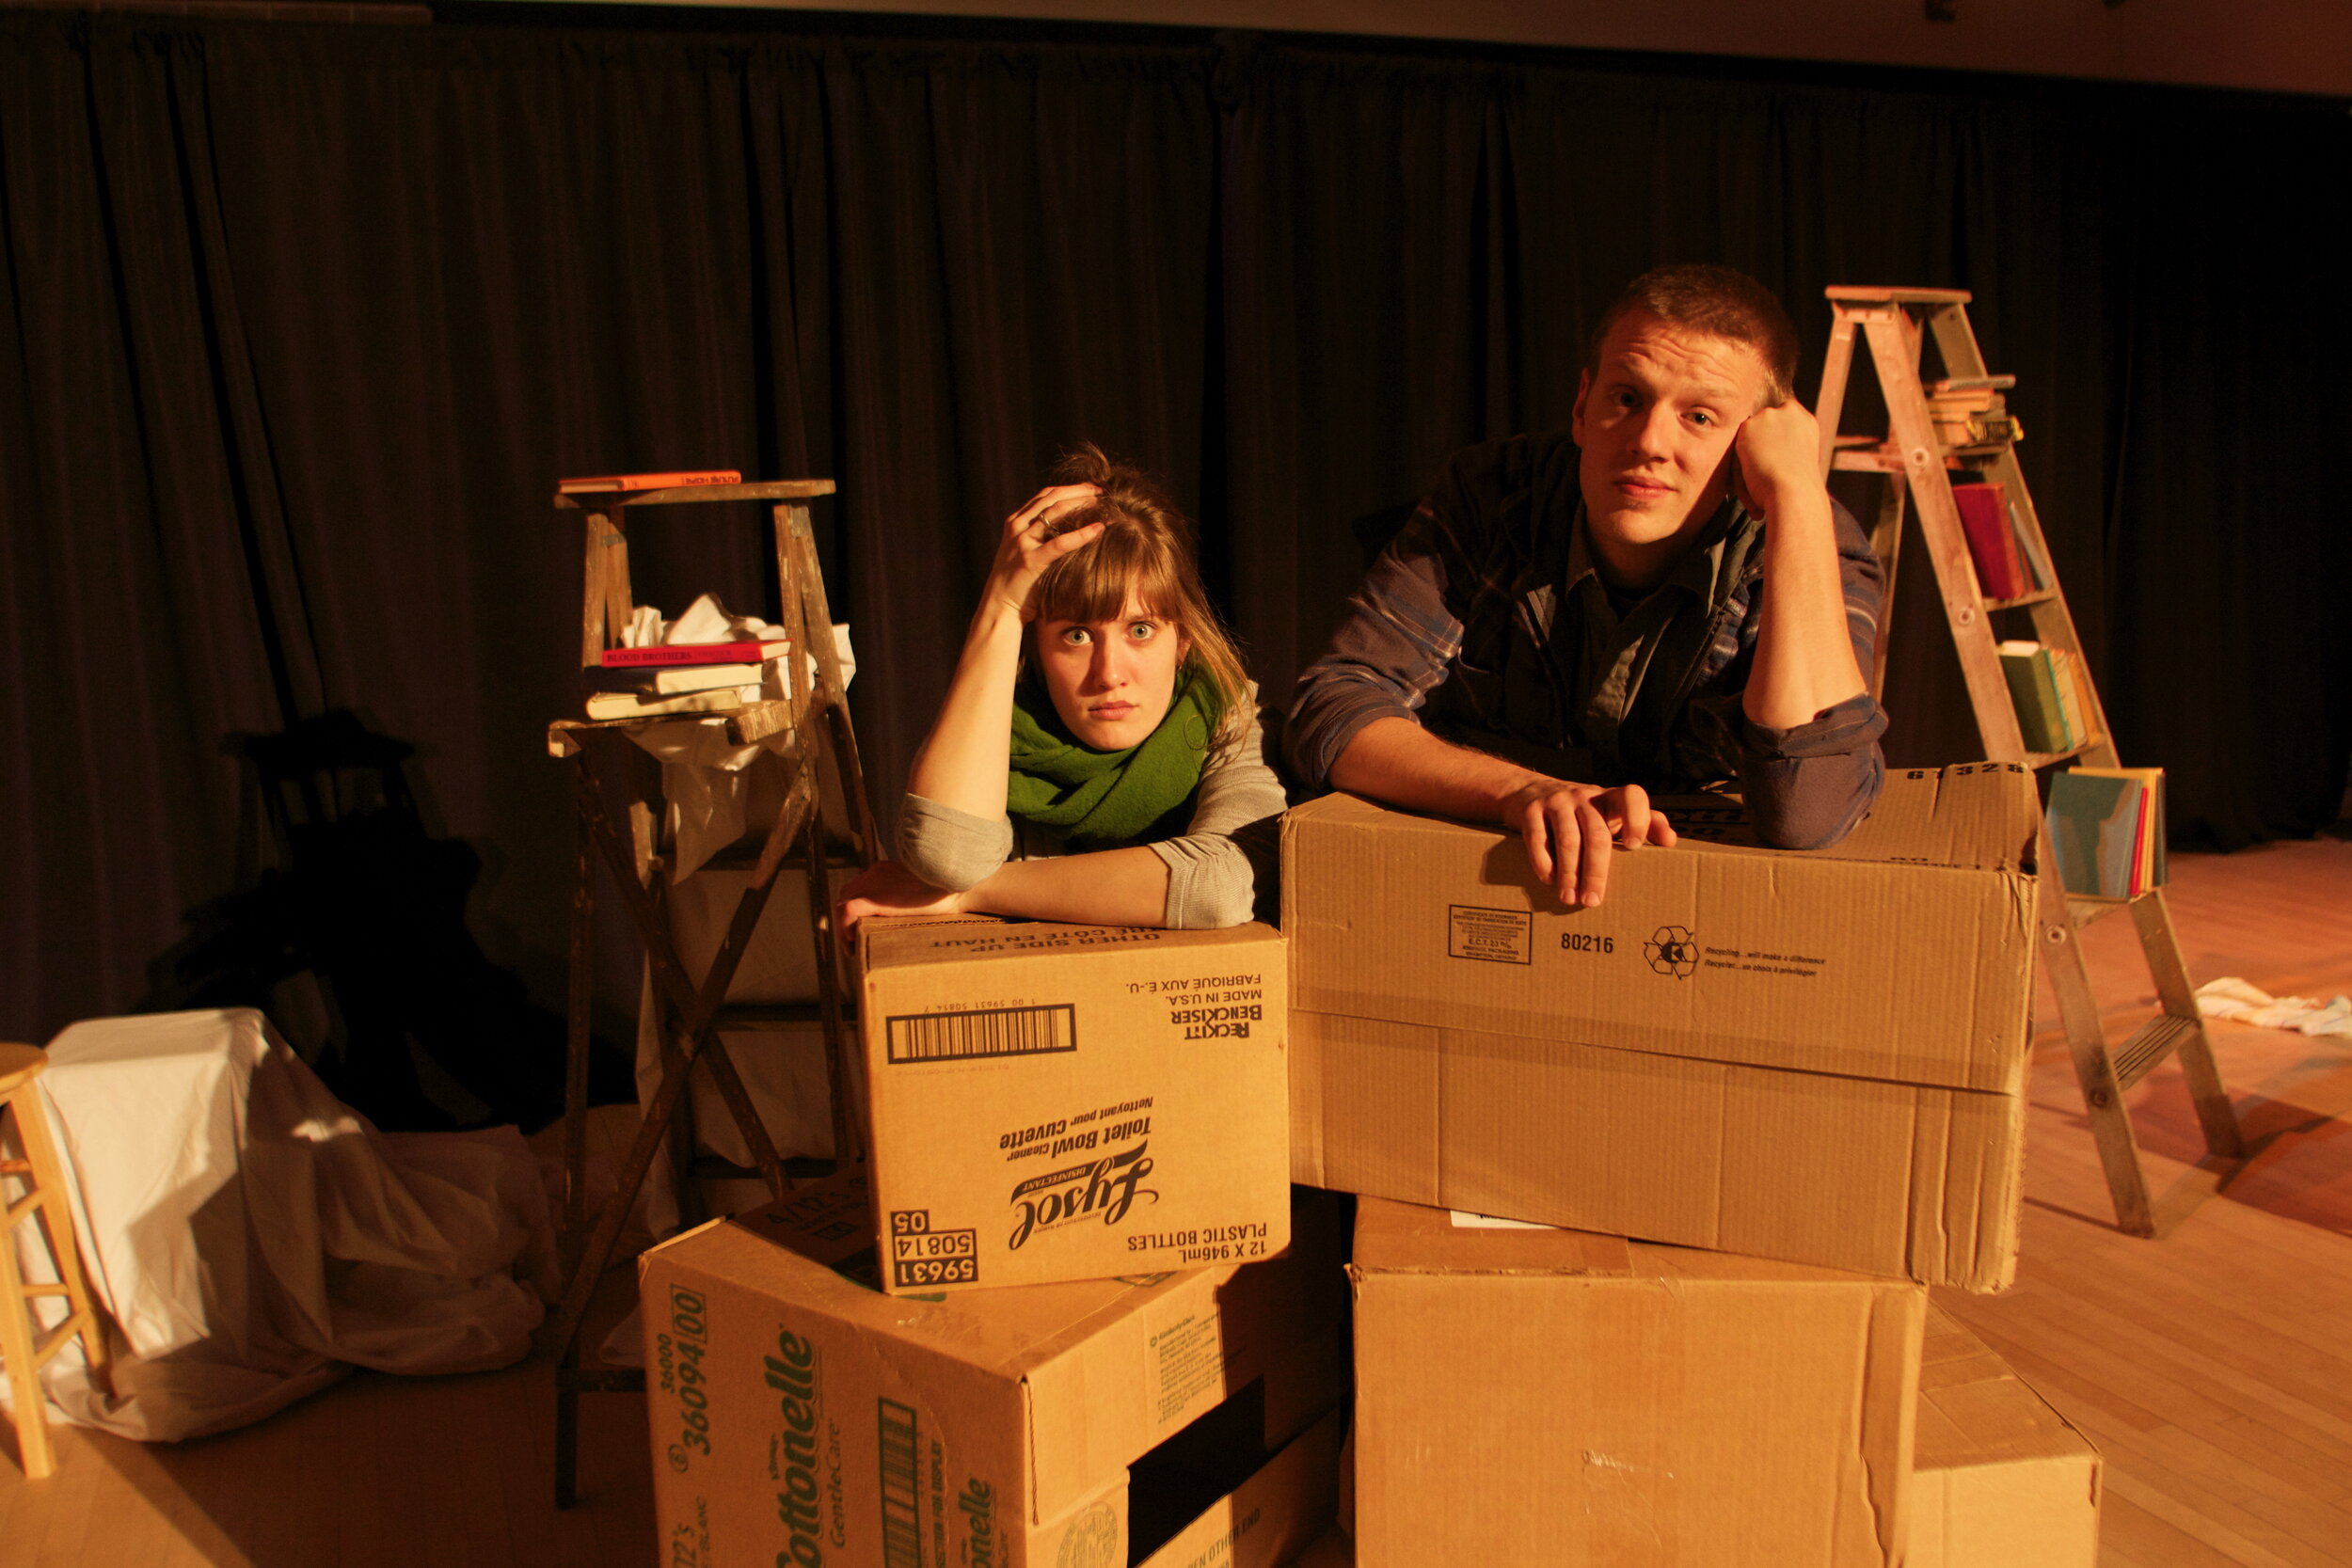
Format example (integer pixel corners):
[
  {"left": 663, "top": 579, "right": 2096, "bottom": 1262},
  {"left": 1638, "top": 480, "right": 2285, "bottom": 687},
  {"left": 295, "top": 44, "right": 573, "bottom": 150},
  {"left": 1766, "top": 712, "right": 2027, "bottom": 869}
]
[{"left": 1569, "top": 493, "right": 1746, "bottom": 602}]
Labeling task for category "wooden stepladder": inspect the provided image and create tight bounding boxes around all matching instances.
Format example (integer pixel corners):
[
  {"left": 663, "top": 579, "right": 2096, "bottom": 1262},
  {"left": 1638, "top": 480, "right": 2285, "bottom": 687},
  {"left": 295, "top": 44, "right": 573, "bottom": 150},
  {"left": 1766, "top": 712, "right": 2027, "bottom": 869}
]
[
  {"left": 543, "top": 478, "right": 878, "bottom": 1505},
  {"left": 1814, "top": 286, "right": 2243, "bottom": 1237}
]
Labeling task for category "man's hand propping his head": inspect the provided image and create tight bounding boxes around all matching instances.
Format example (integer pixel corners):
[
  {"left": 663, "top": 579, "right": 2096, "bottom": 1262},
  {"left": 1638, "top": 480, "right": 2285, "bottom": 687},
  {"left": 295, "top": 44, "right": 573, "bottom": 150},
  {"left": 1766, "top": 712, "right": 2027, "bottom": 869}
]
[{"left": 1729, "top": 396, "right": 1822, "bottom": 520}]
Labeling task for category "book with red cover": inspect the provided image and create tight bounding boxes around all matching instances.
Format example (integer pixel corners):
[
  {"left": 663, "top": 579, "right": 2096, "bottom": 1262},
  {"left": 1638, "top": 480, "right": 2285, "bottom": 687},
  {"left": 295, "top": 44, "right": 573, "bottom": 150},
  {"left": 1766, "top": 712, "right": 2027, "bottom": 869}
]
[
  {"left": 600, "top": 640, "right": 787, "bottom": 669},
  {"left": 558, "top": 468, "right": 741, "bottom": 494},
  {"left": 1952, "top": 482, "right": 2028, "bottom": 599}
]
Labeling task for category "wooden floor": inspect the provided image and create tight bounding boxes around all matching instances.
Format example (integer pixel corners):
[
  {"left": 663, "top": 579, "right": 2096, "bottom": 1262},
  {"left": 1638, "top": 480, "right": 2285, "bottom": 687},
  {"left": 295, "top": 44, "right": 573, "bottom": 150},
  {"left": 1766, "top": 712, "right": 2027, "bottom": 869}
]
[
  {"left": 4, "top": 832, "right": 2350, "bottom": 1567},
  {"left": 1935, "top": 831, "right": 2352, "bottom": 1568}
]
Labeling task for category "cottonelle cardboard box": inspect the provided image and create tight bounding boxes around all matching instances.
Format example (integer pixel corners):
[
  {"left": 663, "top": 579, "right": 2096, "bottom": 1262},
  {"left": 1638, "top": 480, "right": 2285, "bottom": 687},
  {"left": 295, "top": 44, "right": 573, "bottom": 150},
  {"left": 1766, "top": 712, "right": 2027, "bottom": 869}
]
[
  {"left": 638, "top": 1172, "right": 1352, "bottom": 1568},
  {"left": 857, "top": 916, "right": 1290, "bottom": 1293},
  {"left": 1911, "top": 1307, "right": 2103, "bottom": 1568},
  {"left": 1283, "top": 763, "right": 2041, "bottom": 1291},
  {"left": 1347, "top": 1197, "right": 1925, "bottom": 1568}
]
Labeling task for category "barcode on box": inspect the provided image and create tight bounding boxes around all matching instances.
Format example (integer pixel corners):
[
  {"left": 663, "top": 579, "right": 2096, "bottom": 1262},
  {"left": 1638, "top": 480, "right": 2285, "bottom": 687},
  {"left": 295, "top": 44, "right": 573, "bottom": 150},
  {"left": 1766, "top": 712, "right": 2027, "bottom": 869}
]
[
  {"left": 885, "top": 1004, "right": 1077, "bottom": 1064},
  {"left": 878, "top": 1398, "right": 921, "bottom": 1568}
]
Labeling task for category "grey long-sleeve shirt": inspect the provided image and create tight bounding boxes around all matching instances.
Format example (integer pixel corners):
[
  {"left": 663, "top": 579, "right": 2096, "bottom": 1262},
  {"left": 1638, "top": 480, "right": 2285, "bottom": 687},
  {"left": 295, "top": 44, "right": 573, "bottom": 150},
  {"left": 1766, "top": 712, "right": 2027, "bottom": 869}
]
[{"left": 897, "top": 689, "right": 1286, "bottom": 928}]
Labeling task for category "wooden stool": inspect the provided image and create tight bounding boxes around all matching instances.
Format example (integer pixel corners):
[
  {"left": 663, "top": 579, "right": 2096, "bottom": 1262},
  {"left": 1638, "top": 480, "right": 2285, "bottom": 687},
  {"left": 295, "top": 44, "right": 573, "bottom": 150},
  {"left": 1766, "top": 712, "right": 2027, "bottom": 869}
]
[{"left": 0, "top": 1042, "right": 110, "bottom": 1479}]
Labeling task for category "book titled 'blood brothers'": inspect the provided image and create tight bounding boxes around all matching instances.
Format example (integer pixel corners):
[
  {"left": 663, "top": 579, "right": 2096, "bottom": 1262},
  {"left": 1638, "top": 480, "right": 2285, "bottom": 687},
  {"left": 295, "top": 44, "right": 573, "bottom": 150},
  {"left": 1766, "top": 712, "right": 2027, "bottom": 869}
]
[{"left": 557, "top": 468, "right": 741, "bottom": 494}]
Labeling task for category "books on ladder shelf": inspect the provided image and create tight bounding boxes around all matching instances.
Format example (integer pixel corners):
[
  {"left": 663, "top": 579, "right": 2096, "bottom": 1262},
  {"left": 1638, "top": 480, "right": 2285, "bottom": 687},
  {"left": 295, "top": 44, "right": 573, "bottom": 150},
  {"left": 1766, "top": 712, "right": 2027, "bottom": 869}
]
[
  {"left": 1953, "top": 482, "right": 2027, "bottom": 599},
  {"left": 598, "top": 639, "right": 789, "bottom": 670},
  {"left": 1952, "top": 480, "right": 2045, "bottom": 599},
  {"left": 1925, "top": 376, "right": 2024, "bottom": 448},
  {"left": 582, "top": 680, "right": 770, "bottom": 721},
  {"left": 583, "top": 660, "right": 778, "bottom": 696},
  {"left": 2047, "top": 767, "right": 2168, "bottom": 898},
  {"left": 1995, "top": 641, "right": 2095, "bottom": 754},
  {"left": 557, "top": 468, "right": 741, "bottom": 494}
]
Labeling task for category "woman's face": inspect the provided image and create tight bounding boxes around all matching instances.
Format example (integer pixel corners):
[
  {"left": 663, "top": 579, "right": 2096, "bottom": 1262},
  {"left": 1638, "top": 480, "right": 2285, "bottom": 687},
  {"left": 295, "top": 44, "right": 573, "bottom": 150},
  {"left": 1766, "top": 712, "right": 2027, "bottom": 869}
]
[{"left": 1033, "top": 594, "right": 1190, "bottom": 752}]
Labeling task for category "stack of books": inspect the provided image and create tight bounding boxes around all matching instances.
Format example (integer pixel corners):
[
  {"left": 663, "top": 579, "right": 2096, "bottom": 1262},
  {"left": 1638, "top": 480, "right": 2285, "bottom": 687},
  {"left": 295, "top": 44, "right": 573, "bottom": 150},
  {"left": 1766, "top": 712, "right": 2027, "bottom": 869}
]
[
  {"left": 1926, "top": 376, "right": 2024, "bottom": 448},
  {"left": 583, "top": 639, "right": 787, "bottom": 720},
  {"left": 2046, "top": 767, "right": 2168, "bottom": 897},
  {"left": 1996, "top": 640, "right": 2098, "bottom": 754},
  {"left": 1952, "top": 479, "right": 2045, "bottom": 601}
]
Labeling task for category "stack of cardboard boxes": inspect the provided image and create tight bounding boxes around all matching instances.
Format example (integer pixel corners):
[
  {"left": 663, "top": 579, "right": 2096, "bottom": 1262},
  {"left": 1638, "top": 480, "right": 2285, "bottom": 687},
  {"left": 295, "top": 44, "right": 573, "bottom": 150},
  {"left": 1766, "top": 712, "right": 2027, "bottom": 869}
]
[
  {"left": 637, "top": 763, "right": 2102, "bottom": 1567},
  {"left": 1285, "top": 762, "right": 2100, "bottom": 1567},
  {"left": 639, "top": 917, "right": 1343, "bottom": 1566}
]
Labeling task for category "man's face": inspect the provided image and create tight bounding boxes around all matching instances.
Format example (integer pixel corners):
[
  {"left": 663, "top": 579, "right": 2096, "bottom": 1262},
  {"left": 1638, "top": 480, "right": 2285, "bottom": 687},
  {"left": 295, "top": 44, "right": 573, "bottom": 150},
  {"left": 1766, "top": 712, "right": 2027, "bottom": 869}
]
[{"left": 1570, "top": 310, "right": 1772, "bottom": 552}]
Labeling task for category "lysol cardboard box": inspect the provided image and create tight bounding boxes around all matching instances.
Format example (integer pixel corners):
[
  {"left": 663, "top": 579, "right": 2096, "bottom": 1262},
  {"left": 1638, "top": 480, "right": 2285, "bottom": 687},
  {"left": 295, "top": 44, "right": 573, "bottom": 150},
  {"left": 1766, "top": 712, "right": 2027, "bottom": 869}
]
[
  {"left": 859, "top": 916, "right": 1289, "bottom": 1292},
  {"left": 1911, "top": 1307, "right": 2102, "bottom": 1567},
  {"left": 640, "top": 1171, "right": 1352, "bottom": 1568},
  {"left": 1283, "top": 762, "right": 2040, "bottom": 1291},
  {"left": 1348, "top": 1197, "right": 1923, "bottom": 1568}
]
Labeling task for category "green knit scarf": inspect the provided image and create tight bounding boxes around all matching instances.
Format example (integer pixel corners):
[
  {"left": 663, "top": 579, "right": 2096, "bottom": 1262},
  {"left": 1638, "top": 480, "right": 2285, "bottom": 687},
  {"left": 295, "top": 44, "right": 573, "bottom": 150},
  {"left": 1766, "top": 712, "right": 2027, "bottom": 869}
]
[{"left": 1007, "top": 668, "right": 1222, "bottom": 845}]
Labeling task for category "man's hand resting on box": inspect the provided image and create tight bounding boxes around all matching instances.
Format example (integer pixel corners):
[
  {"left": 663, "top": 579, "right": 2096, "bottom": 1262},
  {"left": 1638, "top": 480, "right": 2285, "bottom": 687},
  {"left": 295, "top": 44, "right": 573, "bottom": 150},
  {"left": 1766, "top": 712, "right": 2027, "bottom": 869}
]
[
  {"left": 1500, "top": 778, "right": 1677, "bottom": 911},
  {"left": 1325, "top": 716, "right": 1677, "bottom": 911}
]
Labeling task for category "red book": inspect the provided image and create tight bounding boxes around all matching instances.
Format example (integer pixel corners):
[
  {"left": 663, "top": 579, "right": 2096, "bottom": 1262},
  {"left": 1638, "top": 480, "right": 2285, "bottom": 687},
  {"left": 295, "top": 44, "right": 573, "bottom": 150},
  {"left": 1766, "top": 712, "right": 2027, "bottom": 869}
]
[
  {"left": 601, "top": 640, "right": 787, "bottom": 669},
  {"left": 1952, "top": 482, "right": 2027, "bottom": 599},
  {"left": 558, "top": 468, "right": 741, "bottom": 494}
]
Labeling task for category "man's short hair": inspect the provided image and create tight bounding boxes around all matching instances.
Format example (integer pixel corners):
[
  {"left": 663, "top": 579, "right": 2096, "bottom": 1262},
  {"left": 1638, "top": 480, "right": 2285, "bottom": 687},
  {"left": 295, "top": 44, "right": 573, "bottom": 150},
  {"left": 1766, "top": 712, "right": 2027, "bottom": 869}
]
[{"left": 1588, "top": 264, "right": 1801, "bottom": 407}]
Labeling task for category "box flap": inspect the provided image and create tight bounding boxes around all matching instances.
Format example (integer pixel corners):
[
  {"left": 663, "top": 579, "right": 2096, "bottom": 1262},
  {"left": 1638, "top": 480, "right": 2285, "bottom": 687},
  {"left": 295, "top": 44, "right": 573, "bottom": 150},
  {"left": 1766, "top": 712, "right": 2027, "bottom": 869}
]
[
  {"left": 1915, "top": 1306, "right": 2100, "bottom": 1471},
  {"left": 1829, "top": 765, "right": 2040, "bottom": 873},
  {"left": 1135, "top": 1405, "right": 1347, "bottom": 1568},
  {"left": 864, "top": 916, "right": 1280, "bottom": 974},
  {"left": 1350, "top": 1196, "right": 1633, "bottom": 1277},
  {"left": 1350, "top": 1196, "right": 1929, "bottom": 1290},
  {"left": 686, "top": 1166, "right": 1232, "bottom": 1383},
  {"left": 1023, "top": 1193, "right": 1352, "bottom": 1524}
]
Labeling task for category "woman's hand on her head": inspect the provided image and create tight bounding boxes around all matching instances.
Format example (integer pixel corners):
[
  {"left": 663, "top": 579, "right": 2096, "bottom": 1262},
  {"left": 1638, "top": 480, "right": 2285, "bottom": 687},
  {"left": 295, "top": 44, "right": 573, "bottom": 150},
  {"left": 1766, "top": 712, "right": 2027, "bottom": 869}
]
[
  {"left": 981, "top": 483, "right": 1104, "bottom": 620},
  {"left": 837, "top": 860, "right": 966, "bottom": 933}
]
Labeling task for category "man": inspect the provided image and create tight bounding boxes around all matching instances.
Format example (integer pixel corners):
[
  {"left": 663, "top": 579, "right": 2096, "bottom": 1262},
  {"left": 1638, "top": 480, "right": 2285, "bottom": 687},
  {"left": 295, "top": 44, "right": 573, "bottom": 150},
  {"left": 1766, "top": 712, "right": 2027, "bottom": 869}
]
[{"left": 1284, "top": 264, "right": 1884, "bottom": 908}]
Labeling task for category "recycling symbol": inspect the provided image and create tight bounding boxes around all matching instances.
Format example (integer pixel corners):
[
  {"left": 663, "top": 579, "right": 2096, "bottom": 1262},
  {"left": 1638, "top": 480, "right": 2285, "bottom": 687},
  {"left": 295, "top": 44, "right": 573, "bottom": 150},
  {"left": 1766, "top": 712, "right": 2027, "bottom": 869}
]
[{"left": 1645, "top": 925, "right": 1699, "bottom": 979}]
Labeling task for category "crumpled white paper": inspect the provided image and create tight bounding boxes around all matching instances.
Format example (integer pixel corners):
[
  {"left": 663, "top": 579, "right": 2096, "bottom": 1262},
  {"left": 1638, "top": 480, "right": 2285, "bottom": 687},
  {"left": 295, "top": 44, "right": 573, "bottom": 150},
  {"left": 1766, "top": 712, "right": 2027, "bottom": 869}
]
[
  {"left": 623, "top": 592, "right": 787, "bottom": 650},
  {"left": 617, "top": 601, "right": 857, "bottom": 879},
  {"left": 2194, "top": 977, "right": 2352, "bottom": 1040}
]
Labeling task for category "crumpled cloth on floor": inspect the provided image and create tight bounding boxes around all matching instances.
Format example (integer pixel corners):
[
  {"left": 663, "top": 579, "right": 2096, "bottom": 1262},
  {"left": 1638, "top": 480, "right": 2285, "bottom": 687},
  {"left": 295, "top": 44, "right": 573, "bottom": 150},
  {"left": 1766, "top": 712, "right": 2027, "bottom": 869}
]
[
  {"left": 2194, "top": 977, "right": 2352, "bottom": 1040},
  {"left": 0, "top": 1008, "right": 558, "bottom": 1442}
]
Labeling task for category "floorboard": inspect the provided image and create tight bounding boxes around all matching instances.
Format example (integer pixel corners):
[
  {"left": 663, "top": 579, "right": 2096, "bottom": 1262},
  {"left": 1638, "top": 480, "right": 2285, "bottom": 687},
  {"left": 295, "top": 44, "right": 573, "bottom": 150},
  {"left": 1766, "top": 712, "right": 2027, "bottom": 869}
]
[{"left": 3, "top": 833, "right": 2348, "bottom": 1566}]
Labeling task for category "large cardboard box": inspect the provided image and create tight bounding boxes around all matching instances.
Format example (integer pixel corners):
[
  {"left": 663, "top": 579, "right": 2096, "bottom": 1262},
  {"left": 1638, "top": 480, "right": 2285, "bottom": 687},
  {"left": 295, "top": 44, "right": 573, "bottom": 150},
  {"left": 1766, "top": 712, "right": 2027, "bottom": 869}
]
[
  {"left": 1911, "top": 1307, "right": 2102, "bottom": 1567},
  {"left": 1348, "top": 1197, "right": 1924, "bottom": 1568},
  {"left": 1284, "top": 1529, "right": 1354, "bottom": 1567},
  {"left": 639, "top": 1172, "right": 1352, "bottom": 1568},
  {"left": 858, "top": 917, "right": 1290, "bottom": 1292},
  {"left": 1283, "top": 763, "right": 2040, "bottom": 1290}
]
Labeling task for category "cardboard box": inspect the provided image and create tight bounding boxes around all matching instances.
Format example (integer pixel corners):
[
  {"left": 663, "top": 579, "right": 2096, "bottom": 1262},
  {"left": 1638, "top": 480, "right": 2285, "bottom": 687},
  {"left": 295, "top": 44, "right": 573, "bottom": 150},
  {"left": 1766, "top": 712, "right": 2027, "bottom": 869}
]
[
  {"left": 1283, "top": 763, "right": 2040, "bottom": 1290},
  {"left": 1284, "top": 1528, "right": 1354, "bottom": 1568},
  {"left": 858, "top": 917, "right": 1291, "bottom": 1292},
  {"left": 1911, "top": 1307, "right": 2102, "bottom": 1568},
  {"left": 639, "top": 1172, "right": 1352, "bottom": 1568},
  {"left": 1348, "top": 1197, "right": 1923, "bottom": 1568}
]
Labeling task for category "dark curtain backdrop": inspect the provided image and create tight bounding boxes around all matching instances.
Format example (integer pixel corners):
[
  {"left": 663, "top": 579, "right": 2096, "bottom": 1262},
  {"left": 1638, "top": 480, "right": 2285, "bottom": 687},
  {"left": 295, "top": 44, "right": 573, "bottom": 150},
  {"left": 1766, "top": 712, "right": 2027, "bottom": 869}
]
[{"left": 3, "top": 10, "right": 2346, "bottom": 1043}]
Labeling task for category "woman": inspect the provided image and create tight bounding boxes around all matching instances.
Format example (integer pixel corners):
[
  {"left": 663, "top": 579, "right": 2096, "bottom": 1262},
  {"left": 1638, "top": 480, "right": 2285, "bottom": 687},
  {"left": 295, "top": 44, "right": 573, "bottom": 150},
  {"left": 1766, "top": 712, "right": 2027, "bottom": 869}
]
[{"left": 838, "top": 446, "right": 1281, "bottom": 930}]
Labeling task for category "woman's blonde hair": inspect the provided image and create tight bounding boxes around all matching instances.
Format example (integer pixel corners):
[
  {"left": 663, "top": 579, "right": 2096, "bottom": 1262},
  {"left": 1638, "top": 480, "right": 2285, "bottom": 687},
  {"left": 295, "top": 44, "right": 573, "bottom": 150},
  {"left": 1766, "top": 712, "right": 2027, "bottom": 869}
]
[{"left": 1029, "top": 443, "right": 1250, "bottom": 748}]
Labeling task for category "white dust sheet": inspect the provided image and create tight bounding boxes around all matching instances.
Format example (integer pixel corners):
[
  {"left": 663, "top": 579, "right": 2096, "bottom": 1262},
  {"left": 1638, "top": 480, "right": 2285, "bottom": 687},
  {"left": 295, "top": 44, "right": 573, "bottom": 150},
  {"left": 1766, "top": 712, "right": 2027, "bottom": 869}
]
[{"left": 3, "top": 1008, "right": 556, "bottom": 1442}]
